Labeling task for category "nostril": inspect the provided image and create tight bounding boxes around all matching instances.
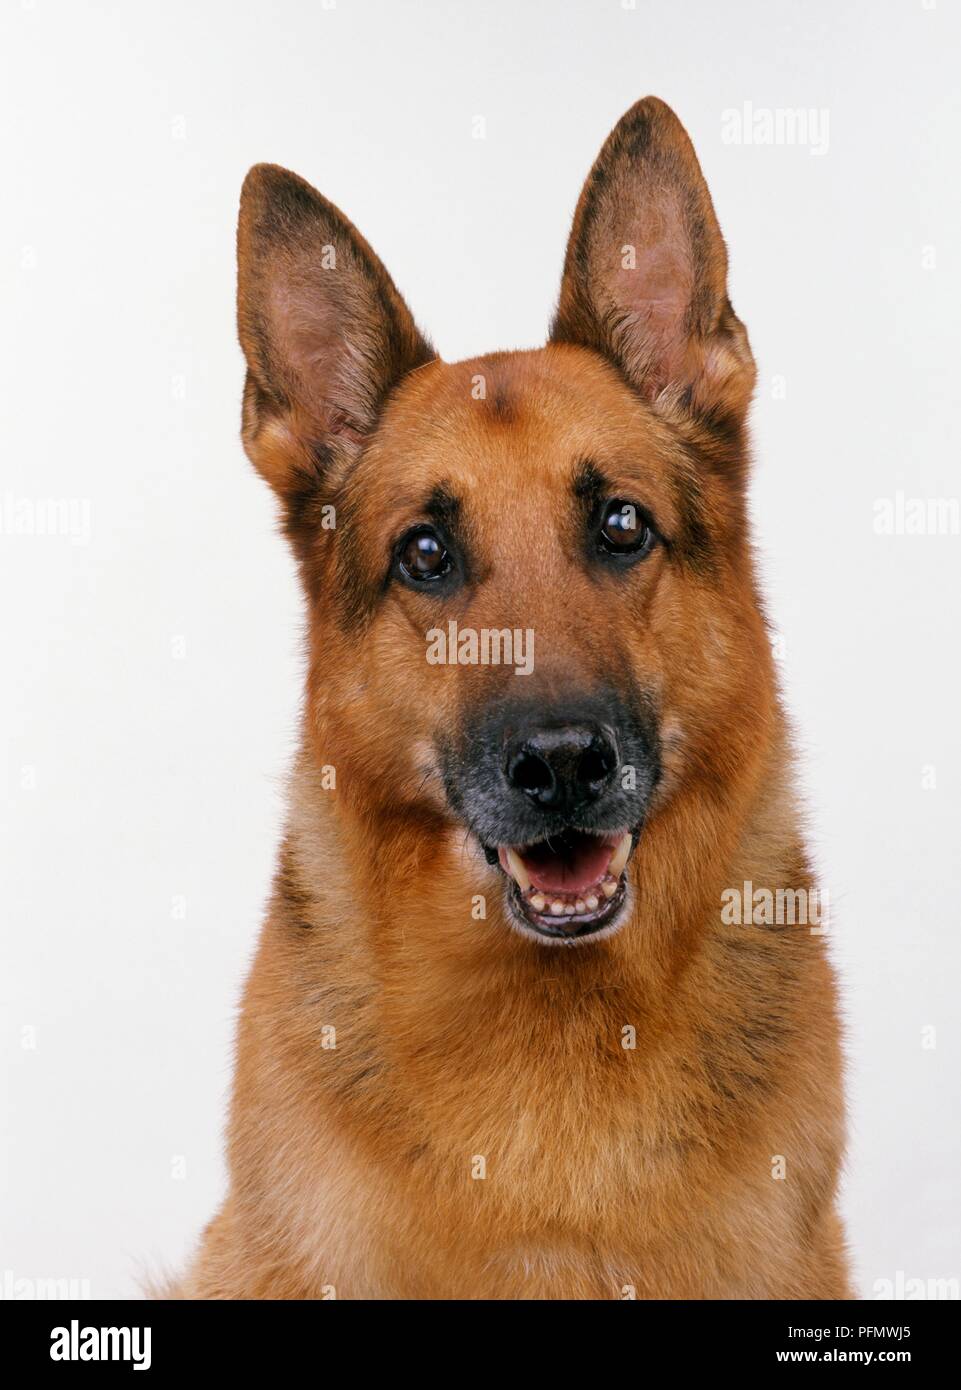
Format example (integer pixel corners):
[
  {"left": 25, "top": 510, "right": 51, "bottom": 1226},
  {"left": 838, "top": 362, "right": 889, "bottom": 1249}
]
[
  {"left": 577, "top": 748, "right": 612, "bottom": 789},
  {"left": 508, "top": 747, "right": 556, "bottom": 801},
  {"left": 506, "top": 726, "right": 619, "bottom": 809},
  {"left": 577, "top": 735, "right": 618, "bottom": 792}
]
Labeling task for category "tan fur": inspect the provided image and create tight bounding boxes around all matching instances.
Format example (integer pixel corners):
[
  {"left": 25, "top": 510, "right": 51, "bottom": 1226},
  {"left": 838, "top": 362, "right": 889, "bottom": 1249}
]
[{"left": 174, "top": 98, "right": 849, "bottom": 1300}]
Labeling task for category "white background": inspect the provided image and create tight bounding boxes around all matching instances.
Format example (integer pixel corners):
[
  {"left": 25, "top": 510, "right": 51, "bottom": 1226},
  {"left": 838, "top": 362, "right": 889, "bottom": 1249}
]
[{"left": 1, "top": 0, "right": 959, "bottom": 1300}]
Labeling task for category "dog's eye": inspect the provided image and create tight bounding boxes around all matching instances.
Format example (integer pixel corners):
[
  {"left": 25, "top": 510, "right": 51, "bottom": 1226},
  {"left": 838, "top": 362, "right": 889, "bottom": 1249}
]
[
  {"left": 598, "top": 500, "right": 655, "bottom": 556},
  {"left": 397, "top": 526, "right": 452, "bottom": 582}
]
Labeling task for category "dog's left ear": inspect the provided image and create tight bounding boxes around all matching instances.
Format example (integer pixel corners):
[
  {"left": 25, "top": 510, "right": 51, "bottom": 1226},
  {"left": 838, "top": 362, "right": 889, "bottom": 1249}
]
[{"left": 551, "top": 97, "right": 755, "bottom": 432}]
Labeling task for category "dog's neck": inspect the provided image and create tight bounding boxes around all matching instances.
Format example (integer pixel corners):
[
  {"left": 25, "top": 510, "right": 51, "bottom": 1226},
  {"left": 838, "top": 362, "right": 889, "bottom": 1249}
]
[{"left": 248, "top": 713, "right": 812, "bottom": 1220}]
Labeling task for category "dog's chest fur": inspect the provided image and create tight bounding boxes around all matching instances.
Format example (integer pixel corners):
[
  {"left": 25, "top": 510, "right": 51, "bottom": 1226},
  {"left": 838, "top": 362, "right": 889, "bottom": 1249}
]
[{"left": 213, "top": 773, "right": 845, "bottom": 1300}]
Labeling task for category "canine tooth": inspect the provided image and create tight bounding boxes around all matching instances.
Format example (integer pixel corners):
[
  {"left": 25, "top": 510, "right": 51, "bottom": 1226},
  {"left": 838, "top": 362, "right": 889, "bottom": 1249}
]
[
  {"left": 550, "top": 900, "right": 565, "bottom": 916},
  {"left": 530, "top": 893, "right": 547, "bottom": 912},
  {"left": 601, "top": 877, "right": 618, "bottom": 899},
  {"left": 575, "top": 899, "right": 587, "bottom": 914},
  {"left": 505, "top": 848, "right": 532, "bottom": 891},
  {"left": 585, "top": 894, "right": 599, "bottom": 911},
  {"left": 608, "top": 832, "right": 632, "bottom": 879}
]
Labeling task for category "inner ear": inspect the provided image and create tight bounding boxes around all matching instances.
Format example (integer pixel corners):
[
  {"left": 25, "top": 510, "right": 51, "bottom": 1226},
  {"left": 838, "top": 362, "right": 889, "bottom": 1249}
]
[
  {"left": 237, "top": 163, "right": 434, "bottom": 497},
  {"left": 551, "top": 97, "right": 755, "bottom": 432}
]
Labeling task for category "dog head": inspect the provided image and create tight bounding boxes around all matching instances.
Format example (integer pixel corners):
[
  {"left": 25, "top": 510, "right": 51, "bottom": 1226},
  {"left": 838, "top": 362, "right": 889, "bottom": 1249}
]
[{"left": 235, "top": 98, "right": 769, "bottom": 947}]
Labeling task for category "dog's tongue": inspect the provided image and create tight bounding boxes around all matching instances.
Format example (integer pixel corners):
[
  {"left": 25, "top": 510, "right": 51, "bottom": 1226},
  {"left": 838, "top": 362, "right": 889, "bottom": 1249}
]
[{"left": 507, "top": 835, "right": 613, "bottom": 894}]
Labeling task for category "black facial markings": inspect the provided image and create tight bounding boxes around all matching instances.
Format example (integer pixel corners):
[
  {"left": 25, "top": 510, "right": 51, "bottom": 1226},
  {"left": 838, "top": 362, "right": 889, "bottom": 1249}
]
[
  {"left": 572, "top": 458, "right": 661, "bottom": 568},
  {"left": 668, "top": 453, "right": 717, "bottom": 578},
  {"left": 391, "top": 482, "right": 469, "bottom": 593},
  {"left": 439, "top": 683, "right": 662, "bottom": 852},
  {"left": 572, "top": 458, "right": 609, "bottom": 515},
  {"left": 334, "top": 485, "right": 383, "bottom": 631},
  {"left": 424, "top": 484, "right": 462, "bottom": 537},
  {"left": 283, "top": 451, "right": 330, "bottom": 566},
  {"left": 488, "top": 383, "right": 515, "bottom": 423}
]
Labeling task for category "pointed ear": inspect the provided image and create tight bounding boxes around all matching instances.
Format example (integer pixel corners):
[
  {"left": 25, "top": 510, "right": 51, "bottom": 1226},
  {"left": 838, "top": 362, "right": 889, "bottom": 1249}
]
[
  {"left": 550, "top": 97, "right": 755, "bottom": 432},
  {"left": 237, "top": 164, "right": 434, "bottom": 497}
]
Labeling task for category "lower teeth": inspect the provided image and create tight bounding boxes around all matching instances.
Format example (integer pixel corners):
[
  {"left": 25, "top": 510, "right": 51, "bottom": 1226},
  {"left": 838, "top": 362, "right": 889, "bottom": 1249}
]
[{"left": 527, "top": 876, "right": 619, "bottom": 917}]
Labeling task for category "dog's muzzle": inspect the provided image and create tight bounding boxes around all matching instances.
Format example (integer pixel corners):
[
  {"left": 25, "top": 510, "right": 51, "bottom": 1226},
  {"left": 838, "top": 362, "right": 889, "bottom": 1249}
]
[{"left": 440, "top": 692, "right": 659, "bottom": 943}]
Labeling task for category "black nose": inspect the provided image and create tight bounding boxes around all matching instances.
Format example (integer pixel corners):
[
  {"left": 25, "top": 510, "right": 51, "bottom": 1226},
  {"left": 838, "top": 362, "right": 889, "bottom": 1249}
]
[{"left": 504, "top": 723, "right": 619, "bottom": 813}]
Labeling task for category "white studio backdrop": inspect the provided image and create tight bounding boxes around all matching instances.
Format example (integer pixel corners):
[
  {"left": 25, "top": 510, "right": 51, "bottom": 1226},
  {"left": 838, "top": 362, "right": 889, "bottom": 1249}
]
[{"left": 1, "top": 0, "right": 958, "bottom": 1300}]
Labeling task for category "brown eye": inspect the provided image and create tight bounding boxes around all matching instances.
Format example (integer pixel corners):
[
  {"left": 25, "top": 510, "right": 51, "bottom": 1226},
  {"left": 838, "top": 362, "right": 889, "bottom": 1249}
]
[
  {"left": 599, "top": 500, "right": 654, "bottom": 556},
  {"left": 398, "top": 527, "right": 452, "bottom": 582}
]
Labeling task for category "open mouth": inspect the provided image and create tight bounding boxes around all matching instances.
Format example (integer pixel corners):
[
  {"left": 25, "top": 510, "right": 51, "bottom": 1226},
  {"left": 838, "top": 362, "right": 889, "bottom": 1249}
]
[{"left": 494, "top": 828, "right": 635, "bottom": 941}]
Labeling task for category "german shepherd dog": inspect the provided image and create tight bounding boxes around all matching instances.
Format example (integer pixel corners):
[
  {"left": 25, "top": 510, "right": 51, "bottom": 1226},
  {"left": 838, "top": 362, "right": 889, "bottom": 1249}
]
[{"left": 179, "top": 98, "right": 849, "bottom": 1299}]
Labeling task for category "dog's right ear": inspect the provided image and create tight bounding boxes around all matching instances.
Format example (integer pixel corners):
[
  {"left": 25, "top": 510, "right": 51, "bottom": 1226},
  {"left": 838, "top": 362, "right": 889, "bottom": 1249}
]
[{"left": 236, "top": 164, "right": 434, "bottom": 498}]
